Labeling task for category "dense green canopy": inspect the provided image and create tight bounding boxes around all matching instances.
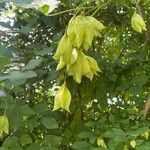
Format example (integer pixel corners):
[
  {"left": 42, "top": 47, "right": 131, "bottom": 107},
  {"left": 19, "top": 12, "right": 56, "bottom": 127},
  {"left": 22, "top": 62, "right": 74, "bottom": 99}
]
[{"left": 0, "top": 0, "right": 150, "bottom": 149}]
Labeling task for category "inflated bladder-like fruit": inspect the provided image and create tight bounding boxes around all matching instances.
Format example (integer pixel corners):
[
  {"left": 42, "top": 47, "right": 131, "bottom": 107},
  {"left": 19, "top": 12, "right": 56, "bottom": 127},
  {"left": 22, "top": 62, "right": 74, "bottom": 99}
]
[
  {"left": 131, "top": 12, "right": 147, "bottom": 33},
  {"left": 0, "top": 115, "right": 9, "bottom": 138},
  {"left": 53, "top": 82, "right": 71, "bottom": 112}
]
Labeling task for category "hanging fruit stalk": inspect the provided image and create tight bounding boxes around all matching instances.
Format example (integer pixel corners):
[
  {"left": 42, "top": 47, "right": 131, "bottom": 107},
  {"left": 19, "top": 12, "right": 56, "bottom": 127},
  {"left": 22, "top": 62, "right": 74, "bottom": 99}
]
[{"left": 53, "top": 15, "right": 105, "bottom": 111}]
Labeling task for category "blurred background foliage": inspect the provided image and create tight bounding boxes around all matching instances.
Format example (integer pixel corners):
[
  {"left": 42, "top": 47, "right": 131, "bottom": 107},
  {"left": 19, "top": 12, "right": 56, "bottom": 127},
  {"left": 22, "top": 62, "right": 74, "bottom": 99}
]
[{"left": 0, "top": 0, "right": 150, "bottom": 149}]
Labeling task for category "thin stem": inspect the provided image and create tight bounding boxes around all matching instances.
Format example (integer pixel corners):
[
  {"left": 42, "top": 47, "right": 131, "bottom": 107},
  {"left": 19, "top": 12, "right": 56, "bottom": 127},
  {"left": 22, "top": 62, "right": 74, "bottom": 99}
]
[
  {"left": 4, "top": 87, "right": 13, "bottom": 115},
  {"left": 4, "top": 98, "right": 7, "bottom": 115},
  {"left": 134, "top": 0, "right": 142, "bottom": 15},
  {"left": 47, "top": 6, "right": 96, "bottom": 17},
  {"left": 47, "top": 8, "right": 75, "bottom": 17},
  {"left": 92, "top": 0, "right": 112, "bottom": 16},
  {"left": 48, "top": 0, "right": 90, "bottom": 17},
  {"left": 74, "top": 0, "right": 89, "bottom": 15},
  {"left": 92, "top": 6, "right": 102, "bottom": 16},
  {"left": 85, "top": 6, "right": 98, "bottom": 15},
  {"left": 134, "top": 0, "right": 150, "bottom": 121}
]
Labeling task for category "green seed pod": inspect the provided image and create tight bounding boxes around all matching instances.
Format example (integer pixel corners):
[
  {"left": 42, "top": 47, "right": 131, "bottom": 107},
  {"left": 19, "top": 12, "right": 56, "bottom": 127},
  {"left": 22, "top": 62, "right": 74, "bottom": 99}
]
[
  {"left": 131, "top": 12, "right": 147, "bottom": 33},
  {"left": 53, "top": 82, "right": 71, "bottom": 112},
  {"left": 0, "top": 115, "right": 9, "bottom": 138},
  {"left": 86, "top": 16, "right": 105, "bottom": 33},
  {"left": 82, "top": 55, "right": 94, "bottom": 80},
  {"left": 53, "top": 34, "right": 72, "bottom": 63},
  {"left": 74, "top": 16, "right": 86, "bottom": 49},
  {"left": 67, "top": 17, "right": 77, "bottom": 47},
  {"left": 97, "top": 137, "right": 107, "bottom": 148},
  {"left": 67, "top": 15, "right": 105, "bottom": 51},
  {"left": 82, "top": 22, "right": 95, "bottom": 50},
  {"left": 67, "top": 51, "right": 100, "bottom": 82},
  {"left": 67, "top": 51, "right": 84, "bottom": 83},
  {"left": 56, "top": 56, "right": 66, "bottom": 71},
  {"left": 87, "top": 56, "right": 100, "bottom": 73},
  {"left": 70, "top": 48, "right": 78, "bottom": 64}
]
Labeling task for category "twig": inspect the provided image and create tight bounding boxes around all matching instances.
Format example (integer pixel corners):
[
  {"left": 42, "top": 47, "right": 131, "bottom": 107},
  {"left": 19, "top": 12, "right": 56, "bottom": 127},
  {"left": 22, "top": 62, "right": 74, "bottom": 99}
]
[
  {"left": 92, "top": 0, "right": 112, "bottom": 16},
  {"left": 134, "top": 0, "right": 150, "bottom": 120},
  {"left": 47, "top": 6, "right": 95, "bottom": 17},
  {"left": 134, "top": 0, "right": 150, "bottom": 51}
]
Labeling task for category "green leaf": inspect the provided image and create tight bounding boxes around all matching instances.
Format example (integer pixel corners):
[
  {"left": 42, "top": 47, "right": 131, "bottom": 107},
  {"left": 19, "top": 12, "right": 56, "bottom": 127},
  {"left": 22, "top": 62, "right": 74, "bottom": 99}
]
[
  {"left": 129, "top": 86, "right": 143, "bottom": 95},
  {"left": 90, "top": 148, "right": 108, "bottom": 150},
  {"left": 104, "top": 128, "right": 127, "bottom": 142},
  {"left": 16, "top": 105, "right": 35, "bottom": 116},
  {"left": 116, "top": 0, "right": 131, "bottom": 8},
  {"left": 0, "top": 56, "right": 11, "bottom": 70},
  {"left": 35, "top": 47, "right": 54, "bottom": 56},
  {"left": 20, "top": 25, "right": 32, "bottom": 34},
  {"left": 8, "top": 111, "right": 23, "bottom": 129},
  {"left": 41, "top": 117, "right": 58, "bottom": 129},
  {"left": 20, "top": 134, "right": 32, "bottom": 146},
  {"left": 47, "top": 69, "right": 58, "bottom": 81},
  {"left": 107, "top": 140, "right": 124, "bottom": 150},
  {"left": 0, "top": 70, "right": 37, "bottom": 85},
  {"left": 8, "top": 105, "right": 35, "bottom": 129},
  {"left": 129, "top": 127, "right": 150, "bottom": 138},
  {"left": 26, "top": 143, "right": 41, "bottom": 150},
  {"left": 131, "top": 74, "right": 148, "bottom": 86},
  {"left": 22, "top": 59, "right": 43, "bottom": 70},
  {"left": 2, "top": 136, "right": 22, "bottom": 150},
  {"left": 137, "top": 142, "right": 150, "bottom": 150},
  {"left": 84, "top": 121, "right": 95, "bottom": 127},
  {"left": 0, "top": 44, "right": 12, "bottom": 57},
  {"left": 78, "top": 131, "right": 96, "bottom": 143},
  {"left": 27, "top": 117, "right": 39, "bottom": 132},
  {"left": 33, "top": 102, "right": 48, "bottom": 114},
  {"left": 71, "top": 141, "right": 90, "bottom": 150},
  {"left": 42, "top": 135, "right": 62, "bottom": 148},
  {"left": 39, "top": 4, "right": 50, "bottom": 14}
]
